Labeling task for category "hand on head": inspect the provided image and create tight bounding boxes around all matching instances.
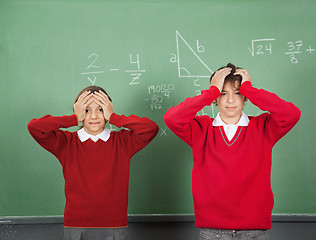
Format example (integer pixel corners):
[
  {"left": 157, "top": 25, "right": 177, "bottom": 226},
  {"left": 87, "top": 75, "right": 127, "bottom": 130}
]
[
  {"left": 93, "top": 90, "right": 113, "bottom": 121},
  {"left": 234, "top": 69, "right": 251, "bottom": 84},
  {"left": 211, "top": 66, "right": 251, "bottom": 92},
  {"left": 210, "top": 67, "right": 232, "bottom": 92},
  {"left": 73, "top": 90, "right": 94, "bottom": 123},
  {"left": 73, "top": 90, "right": 113, "bottom": 124}
]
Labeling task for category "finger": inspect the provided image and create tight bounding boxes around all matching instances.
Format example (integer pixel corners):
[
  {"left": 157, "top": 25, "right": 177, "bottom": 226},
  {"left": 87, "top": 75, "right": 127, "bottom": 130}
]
[
  {"left": 91, "top": 96, "right": 108, "bottom": 111},
  {"left": 82, "top": 95, "right": 95, "bottom": 108},
  {"left": 95, "top": 90, "right": 110, "bottom": 101},
  {"left": 77, "top": 91, "right": 91, "bottom": 103},
  {"left": 92, "top": 97, "right": 104, "bottom": 107},
  {"left": 217, "top": 67, "right": 231, "bottom": 74},
  {"left": 234, "top": 69, "right": 242, "bottom": 75},
  {"left": 76, "top": 93, "right": 94, "bottom": 109},
  {"left": 81, "top": 93, "right": 95, "bottom": 105},
  {"left": 234, "top": 69, "right": 247, "bottom": 76},
  {"left": 94, "top": 91, "right": 110, "bottom": 104},
  {"left": 218, "top": 68, "right": 232, "bottom": 76}
]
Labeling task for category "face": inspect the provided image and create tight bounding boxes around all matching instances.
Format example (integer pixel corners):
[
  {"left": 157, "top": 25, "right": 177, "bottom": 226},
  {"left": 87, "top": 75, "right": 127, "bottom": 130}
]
[
  {"left": 83, "top": 101, "right": 106, "bottom": 136},
  {"left": 216, "top": 81, "right": 246, "bottom": 124}
]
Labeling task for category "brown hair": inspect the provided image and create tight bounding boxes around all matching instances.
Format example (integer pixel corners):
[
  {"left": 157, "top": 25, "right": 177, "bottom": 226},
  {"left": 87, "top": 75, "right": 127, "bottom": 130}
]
[{"left": 210, "top": 63, "right": 242, "bottom": 89}]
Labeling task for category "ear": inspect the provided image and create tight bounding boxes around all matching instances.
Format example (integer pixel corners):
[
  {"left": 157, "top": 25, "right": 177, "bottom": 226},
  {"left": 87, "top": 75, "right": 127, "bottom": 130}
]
[{"left": 244, "top": 97, "right": 248, "bottom": 102}]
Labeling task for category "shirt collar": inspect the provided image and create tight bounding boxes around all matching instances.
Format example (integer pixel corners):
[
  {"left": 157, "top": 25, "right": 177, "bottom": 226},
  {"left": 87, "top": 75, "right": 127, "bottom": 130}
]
[
  {"left": 213, "top": 111, "right": 249, "bottom": 126},
  {"left": 77, "top": 127, "right": 111, "bottom": 142}
]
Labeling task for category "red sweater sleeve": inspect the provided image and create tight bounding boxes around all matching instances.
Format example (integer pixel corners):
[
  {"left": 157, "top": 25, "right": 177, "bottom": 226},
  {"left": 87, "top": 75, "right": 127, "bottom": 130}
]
[
  {"left": 27, "top": 114, "right": 78, "bottom": 161},
  {"left": 240, "top": 81, "right": 301, "bottom": 144},
  {"left": 109, "top": 113, "right": 159, "bottom": 156},
  {"left": 164, "top": 86, "right": 220, "bottom": 147}
]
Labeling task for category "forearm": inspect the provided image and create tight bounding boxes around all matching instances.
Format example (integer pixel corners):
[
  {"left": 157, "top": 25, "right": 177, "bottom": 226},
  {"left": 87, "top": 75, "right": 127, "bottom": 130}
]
[
  {"left": 109, "top": 113, "right": 159, "bottom": 141},
  {"left": 164, "top": 86, "right": 220, "bottom": 146},
  {"left": 28, "top": 114, "right": 78, "bottom": 158},
  {"left": 28, "top": 114, "right": 78, "bottom": 140},
  {"left": 240, "top": 81, "right": 301, "bottom": 142},
  {"left": 241, "top": 82, "right": 300, "bottom": 121},
  {"left": 164, "top": 86, "right": 220, "bottom": 128}
]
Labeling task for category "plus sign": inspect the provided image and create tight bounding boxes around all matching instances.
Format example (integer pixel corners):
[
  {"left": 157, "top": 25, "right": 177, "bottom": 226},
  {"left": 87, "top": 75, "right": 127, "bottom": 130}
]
[{"left": 306, "top": 46, "right": 315, "bottom": 53}]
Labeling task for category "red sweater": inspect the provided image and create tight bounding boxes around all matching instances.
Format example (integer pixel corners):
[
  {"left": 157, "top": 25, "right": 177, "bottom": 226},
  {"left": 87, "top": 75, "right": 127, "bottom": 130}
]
[
  {"left": 164, "top": 81, "right": 301, "bottom": 230},
  {"left": 28, "top": 113, "right": 159, "bottom": 228}
]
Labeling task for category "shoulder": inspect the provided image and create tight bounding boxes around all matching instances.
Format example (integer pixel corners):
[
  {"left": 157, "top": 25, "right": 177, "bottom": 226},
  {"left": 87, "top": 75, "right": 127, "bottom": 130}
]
[
  {"left": 194, "top": 115, "right": 213, "bottom": 121},
  {"left": 109, "top": 128, "right": 130, "bottom": 137},
  {"left": 57, "top": 130, "right": 80, "bottom": 142},
  {"left": 248, "top": 112, "right": 271, "bottom": 126}
]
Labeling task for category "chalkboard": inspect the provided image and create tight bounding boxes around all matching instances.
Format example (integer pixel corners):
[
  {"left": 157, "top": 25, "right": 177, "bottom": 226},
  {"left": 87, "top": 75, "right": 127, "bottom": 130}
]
[{"left": 0, "top": 0, "right": 315, "bottom": 217}]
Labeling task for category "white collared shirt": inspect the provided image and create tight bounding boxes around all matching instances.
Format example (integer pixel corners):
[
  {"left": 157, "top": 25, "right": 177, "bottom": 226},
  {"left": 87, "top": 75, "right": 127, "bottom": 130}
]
[
  {"left": 213, "top": 111, "right": 249, "bottom": 141},
  {"left": 77, "top": 128, "right": 111, "bottom": 143}
]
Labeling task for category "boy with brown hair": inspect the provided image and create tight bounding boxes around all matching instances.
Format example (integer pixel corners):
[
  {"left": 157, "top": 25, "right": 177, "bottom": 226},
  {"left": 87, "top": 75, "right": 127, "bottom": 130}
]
[{"left": 164, "top": 63, "right": 301, "bottom": 240}]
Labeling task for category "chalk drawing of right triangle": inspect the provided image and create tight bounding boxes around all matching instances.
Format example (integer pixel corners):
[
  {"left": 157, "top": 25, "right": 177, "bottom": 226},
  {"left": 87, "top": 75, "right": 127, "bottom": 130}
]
[{"left": 176, "top": 31, "right": 214, "bottom": 78}]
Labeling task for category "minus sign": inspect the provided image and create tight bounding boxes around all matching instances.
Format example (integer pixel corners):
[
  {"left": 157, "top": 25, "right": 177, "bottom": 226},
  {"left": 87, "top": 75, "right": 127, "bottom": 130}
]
[
  {"left": 109, "top": 69, "right": 119, "bottom": 71},
  {"left": 81, "top": 71, "right": 105, "bottom": 75},
  {"left": 125, "top": 70, "right": 146, "bottom": 73}
]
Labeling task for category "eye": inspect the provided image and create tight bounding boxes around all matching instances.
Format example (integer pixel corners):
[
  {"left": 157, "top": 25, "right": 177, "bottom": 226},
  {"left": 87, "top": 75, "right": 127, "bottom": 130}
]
[
  {"left": 221, "top": 93, "right": 226, "bottom": 96},
  {"left": 98, "top": 108, "right": 103, "bottom": 112},
  {"left": 235, "top": 92, "right": 241, "bottom": 95},
  {"left": 85, "top": 109, "right": 89, "bottom": 113}
]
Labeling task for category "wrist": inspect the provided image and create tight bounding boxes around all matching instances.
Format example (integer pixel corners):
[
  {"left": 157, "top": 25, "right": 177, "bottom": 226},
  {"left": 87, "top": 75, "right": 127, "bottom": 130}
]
[
  {"left": 210, "top": 83, "right": 222, "bottom": 92},
  {"left": 75, "top": 113, "right": 83, "bottom": 124},
  {"left": 241, "top": 80, "right": 251, "bottom": 86},
  {"left": 105, "top": 112, "right": 114, "bottom": 121},
  {"left": 210, "top": 84, "right": 221, "bottom": 93}
]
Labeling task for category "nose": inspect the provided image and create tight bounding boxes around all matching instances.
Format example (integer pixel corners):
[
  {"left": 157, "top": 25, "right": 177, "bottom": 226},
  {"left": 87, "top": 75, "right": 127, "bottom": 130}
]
[
  {"left": 91, "top": 110, "right": 97, "bottom": 118},
  {"left": 227, "top": 93, "right": 235, "bottom": 103}
]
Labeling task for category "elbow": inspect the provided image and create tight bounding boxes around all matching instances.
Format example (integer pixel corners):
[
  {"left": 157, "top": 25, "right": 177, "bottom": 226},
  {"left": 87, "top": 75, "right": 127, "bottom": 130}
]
[
  {"left": 152, "top": 122, "right": 159, "bottom": 136},
  {"left": 164, "top": 109, "right": 174, "bottom": 128},
  {"left": 293, "top": 106, "right": 301, "bottom": 124},
  {"left": 289, "top": 106, "right": 302, "bottom": 124},
  {"left": 143, "top": 118, "right": 159, "bottom": 139},
  {"left": 27, "top": 119, "right": 36, "bottom": 134}
]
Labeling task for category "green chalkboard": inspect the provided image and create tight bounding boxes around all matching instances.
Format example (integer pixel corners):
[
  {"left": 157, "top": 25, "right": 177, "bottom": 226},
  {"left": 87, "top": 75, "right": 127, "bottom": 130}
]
[{"left": 0, "top": 0, "right": 315, "bottom": 217}]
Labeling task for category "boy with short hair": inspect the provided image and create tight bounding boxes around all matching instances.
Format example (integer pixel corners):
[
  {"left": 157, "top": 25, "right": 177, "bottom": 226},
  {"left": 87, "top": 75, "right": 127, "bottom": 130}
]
[{"left": 164, "top": 63, "right": 301, "bottom": 240}]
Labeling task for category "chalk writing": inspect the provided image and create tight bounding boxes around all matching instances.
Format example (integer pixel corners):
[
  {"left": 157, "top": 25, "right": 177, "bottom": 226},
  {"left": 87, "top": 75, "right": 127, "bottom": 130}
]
[
  {"left": 196, "top": 40, "right": 205, "bottom": 53},
  {"left": 248, "top": 39, "right": 276, "bottom": 56},
  {"left": 194, "top": 78, "right": 200, "bottom": 87},
  {"left": 81, "top": 53, "right": 105, "bottom": 85},
  {"left": 81, "top": 53, "right": 147, "bottom": 86},
  {"left": 170, "top": 31, "right": 213, "bottom": 78},
  {"left": 249, "top": 38, "right": 315, "bottom": 64},
  {"left": 306, "top": 46, "right": 315, "bottom": 54},
  {"left": 284, "top": 40, "right": 315, "bottom": 64},
  {"left": 148, "top": 84, "right": 175, "bottom": 98},
  {"left": 284, "top": 40, "right": 303, "bottom": 64},
  {"left": 159, "top": 127, "right": 168, "bottom": 137},
  {"left": 125, "top": 54, "right": 146, "bottom": 85},
  {"left": 145, "top": 83, "right": 175, "bottom": 110}
]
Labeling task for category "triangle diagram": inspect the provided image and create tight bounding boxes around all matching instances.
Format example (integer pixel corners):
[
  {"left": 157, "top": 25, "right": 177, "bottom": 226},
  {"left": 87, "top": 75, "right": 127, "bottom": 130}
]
[{"left": 176, "top": 31, "right": 213, "bottom": 78}]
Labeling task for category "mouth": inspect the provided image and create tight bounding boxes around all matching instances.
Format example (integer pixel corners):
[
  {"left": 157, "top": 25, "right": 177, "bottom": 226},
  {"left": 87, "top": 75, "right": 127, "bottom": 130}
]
[
  {"left": 226, "top": 107, "right": 237, "bottom": 110},
  {"left": 89, "top": 122, "right": 100, "bottom": 125}
]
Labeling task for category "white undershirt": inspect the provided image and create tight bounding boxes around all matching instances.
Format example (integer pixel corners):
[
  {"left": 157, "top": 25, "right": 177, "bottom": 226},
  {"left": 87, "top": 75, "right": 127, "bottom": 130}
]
[
  {"left": 77, "top": 128, "right": 111, "bottom": 142},
  {"left": 212, "top": 111, "right": 249, "bottom": 141}
]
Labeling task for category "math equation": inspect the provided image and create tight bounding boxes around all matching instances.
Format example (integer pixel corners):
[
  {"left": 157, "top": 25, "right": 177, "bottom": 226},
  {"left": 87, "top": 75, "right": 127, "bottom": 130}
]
[
  {"left": 248, "top": 38, "right": 315, "bottom": 64},
  {"left": 81, "top": 53, "right": 146, "bottom": 86},
  {"left": 80, "top": 52, "right": 177, "bottom": 115}
]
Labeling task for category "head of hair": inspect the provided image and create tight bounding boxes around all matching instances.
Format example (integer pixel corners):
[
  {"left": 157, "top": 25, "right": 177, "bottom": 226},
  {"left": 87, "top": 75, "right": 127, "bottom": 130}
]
[
  {"left": 210, "top": 63, "right": 242, "bottom": 89},
  {"left": 73, "top": 86, "right": 112, "bottom": 110}
]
